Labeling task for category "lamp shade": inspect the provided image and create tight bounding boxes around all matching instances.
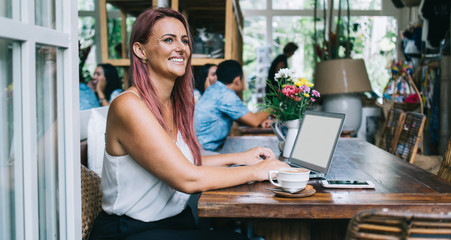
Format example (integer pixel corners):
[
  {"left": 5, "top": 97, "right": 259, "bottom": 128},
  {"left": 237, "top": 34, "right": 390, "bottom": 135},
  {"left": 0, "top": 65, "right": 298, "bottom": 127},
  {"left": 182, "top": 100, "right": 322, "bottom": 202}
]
[{"left": 314, "top": 59, "right": 372, "bottom": 95}]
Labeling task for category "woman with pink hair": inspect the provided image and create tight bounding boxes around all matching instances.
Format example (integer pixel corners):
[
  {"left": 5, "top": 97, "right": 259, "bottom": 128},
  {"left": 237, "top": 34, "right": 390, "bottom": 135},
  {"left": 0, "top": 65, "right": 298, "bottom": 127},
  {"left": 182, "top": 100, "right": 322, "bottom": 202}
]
[{"left": 89, "top": 8, "right": 287, "bottom": 240}]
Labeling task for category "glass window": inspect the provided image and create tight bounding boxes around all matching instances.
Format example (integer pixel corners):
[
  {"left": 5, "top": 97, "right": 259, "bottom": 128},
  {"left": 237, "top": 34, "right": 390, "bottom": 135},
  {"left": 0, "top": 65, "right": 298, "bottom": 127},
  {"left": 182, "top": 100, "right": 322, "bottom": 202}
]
[
  {"left": 0, "top": 0, "right": 12, "bottom": 18},
  {"left": 35, "top": 0, "right": 56, "bottom": 29},
  {"left": 126, "top": 15, "right": 136, "bottom": 58},
  {"left": 0, "top": 38, "right": 16, "bottom": 240},
  {"left": 78, "top": 16, "right": 97, "bottom": 82},
  {"left": 239, "top": 0, "right": 266, "bottom": 10},
  {"left": 272, "top": 16, "right": 318, "bottom": 79},
  {"left": 315, "top": 15, "right": 397, "bottom": 95},
  {"left": 78, "top": 0, "right": 94, "bottom": 11},
  {"left": 106, "top": 2, "right": 119, "bottom": 11},
  {"left": 242, "top": 16, "right": 266, "bottom": 106},
  {"left": 348, "top": 16, "right": 397, "bottom": 95},
  {"left": 272, "top": 0, "right": 316, "bottom": 10},
  {"left": 334, "top": 0, "right": 382, "bottom": 10},
  {"left": 106, "top": 3, "right": 125, "bottom": 59},
  {"left": 243, "top": 16, "right": 267, "bottom": 78},
  {"left": 36, "top": 44, "right": 59, "bottom": 239}
]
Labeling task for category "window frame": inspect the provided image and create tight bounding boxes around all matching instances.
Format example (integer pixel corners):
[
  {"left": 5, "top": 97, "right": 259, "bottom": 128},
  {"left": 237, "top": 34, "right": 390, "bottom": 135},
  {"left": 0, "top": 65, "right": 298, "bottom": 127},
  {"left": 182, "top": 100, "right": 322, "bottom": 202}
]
[
  {"left": 0, "top": 0, "right": 80, "bottom": 239},
  {"left": 241, "top": 0, "right": 401, "bottom": 48}
]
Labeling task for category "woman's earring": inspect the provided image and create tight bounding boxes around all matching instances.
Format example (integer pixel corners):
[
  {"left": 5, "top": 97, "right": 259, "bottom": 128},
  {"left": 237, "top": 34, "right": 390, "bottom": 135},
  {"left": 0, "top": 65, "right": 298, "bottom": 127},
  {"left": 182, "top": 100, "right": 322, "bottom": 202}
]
[{"left": 141, "top": 58, "right": 147, "bottom": 63}]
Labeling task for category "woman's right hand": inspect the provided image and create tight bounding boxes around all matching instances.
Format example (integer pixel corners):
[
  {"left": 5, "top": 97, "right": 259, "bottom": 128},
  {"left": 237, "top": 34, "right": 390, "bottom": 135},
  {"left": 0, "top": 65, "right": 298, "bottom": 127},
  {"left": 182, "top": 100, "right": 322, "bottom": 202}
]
[{"left": 253, "top": 158, "right": 289, "bottom": 182}]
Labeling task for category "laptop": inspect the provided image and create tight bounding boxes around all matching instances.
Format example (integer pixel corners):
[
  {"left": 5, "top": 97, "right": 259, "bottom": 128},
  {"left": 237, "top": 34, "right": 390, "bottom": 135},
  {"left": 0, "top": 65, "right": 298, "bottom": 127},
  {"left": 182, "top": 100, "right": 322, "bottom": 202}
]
[{"left": 287, "top": 110, "right": 346, "bottom": 178}]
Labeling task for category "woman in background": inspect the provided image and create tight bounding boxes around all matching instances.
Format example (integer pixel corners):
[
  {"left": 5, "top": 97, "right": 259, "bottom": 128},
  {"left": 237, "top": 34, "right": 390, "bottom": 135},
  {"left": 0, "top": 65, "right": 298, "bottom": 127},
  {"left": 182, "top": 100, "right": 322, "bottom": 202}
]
[
  {"left": 194, "top": 63, "right": 217, "bottom": 102},
  {"left": 88, "top": 8, "right": 287, "bottom": 240},
  {"left": 89, "top": 63, "right": 123, "bottom": 106}
]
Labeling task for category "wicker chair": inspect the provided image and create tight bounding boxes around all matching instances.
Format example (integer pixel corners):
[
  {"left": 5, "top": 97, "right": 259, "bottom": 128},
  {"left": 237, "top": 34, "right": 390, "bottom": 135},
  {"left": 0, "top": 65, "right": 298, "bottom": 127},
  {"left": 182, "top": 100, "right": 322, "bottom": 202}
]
[
  {"left": 377, "top": 109, "right": 404, "bottom": 153},
  {"left": 391, "top": 112, "right": 426, "bottom": 164},
  {"left": 81, "top": 165, "right": 102, "bottom": 240},
  {"left": 346, "top": 209, "right": 451, "bottom": 240},
  {"left": 437, "top": 137, "right": 451, "bottom": 182}
]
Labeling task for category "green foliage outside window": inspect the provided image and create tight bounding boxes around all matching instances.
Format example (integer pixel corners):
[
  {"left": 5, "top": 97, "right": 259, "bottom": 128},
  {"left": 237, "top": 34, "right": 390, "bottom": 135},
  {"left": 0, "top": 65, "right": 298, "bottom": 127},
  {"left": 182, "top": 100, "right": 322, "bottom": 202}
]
[
  {"left": 242, "top": 15, "right": 397, "bottom": 104},
  {"left": 78, "top": 16, "right": 95, "bottom": 83}
]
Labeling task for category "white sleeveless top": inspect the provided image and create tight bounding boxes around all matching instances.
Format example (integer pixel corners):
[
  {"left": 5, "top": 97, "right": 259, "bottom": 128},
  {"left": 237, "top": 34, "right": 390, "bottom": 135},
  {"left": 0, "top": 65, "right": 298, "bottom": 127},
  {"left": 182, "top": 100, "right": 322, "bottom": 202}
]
[{"left": 101, "top": 130, "right": 194, "bottom": 222}]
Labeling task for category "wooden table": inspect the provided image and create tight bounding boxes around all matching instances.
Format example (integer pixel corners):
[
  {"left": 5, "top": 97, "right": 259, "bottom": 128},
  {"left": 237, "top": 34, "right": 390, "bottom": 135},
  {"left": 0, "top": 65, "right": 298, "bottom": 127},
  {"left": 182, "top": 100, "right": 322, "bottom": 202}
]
[
  {"left": 237, "top": 126, "right": 275, "bottom": 136},
  {"left": 200, "top": 137, "right": 451, "bottom": 240}
]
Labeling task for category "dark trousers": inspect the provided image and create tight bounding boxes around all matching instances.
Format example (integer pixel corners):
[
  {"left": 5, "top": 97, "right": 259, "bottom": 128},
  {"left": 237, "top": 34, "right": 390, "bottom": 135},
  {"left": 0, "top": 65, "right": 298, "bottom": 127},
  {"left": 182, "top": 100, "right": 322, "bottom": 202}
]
[{"left": 88, "top": 207, "right": 248, "bottom": 240}]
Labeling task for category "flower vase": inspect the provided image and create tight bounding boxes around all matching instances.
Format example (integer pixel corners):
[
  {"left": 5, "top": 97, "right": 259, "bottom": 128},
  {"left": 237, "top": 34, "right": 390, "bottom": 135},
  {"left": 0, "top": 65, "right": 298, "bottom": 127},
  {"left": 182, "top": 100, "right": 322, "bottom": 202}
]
[{"left": 271, "top": 119, "right": 300, "bottom": 158}]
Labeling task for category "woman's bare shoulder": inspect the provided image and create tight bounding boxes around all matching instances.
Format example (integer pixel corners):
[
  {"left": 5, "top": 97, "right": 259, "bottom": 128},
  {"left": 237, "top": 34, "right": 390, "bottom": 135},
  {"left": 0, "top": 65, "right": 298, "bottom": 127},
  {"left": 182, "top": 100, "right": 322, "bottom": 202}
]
[
  {"left": 108, "top": 89, "right": 155, "bottom": 127},
  {"left": 105, "top": 89, "right": 161, "bottom": 155},
  {"left": 109, "top": 90, "right": 146, "bottom": 117}
]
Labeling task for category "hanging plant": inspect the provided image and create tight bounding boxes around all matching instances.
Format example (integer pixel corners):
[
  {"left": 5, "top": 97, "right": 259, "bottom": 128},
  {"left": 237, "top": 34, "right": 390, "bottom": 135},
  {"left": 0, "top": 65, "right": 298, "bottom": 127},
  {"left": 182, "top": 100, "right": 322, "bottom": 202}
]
[{"left": 313, "top": 0, "right": 354, "bottom": 62}]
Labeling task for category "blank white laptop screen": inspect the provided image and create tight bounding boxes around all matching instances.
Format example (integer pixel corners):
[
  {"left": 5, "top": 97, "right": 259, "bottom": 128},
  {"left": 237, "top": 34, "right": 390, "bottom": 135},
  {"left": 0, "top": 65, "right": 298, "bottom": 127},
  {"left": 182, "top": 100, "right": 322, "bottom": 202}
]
[{"left": 289, "top": 111, "right": 345, "bottom": 175}]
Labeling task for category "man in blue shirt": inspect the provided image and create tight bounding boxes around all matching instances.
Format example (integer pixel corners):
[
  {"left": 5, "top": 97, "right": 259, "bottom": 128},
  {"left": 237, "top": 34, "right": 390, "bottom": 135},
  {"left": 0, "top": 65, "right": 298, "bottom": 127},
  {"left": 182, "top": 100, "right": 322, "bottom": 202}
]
[{"left": 195, "top": 60, "right": 271, "bottom": 151}]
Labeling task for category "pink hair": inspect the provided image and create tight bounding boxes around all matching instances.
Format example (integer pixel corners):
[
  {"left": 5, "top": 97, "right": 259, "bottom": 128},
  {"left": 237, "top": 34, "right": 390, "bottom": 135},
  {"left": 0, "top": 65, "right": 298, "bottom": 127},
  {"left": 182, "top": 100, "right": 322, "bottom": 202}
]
[{"left": 129, "top": 8, "right": 201, "bottom": 166}]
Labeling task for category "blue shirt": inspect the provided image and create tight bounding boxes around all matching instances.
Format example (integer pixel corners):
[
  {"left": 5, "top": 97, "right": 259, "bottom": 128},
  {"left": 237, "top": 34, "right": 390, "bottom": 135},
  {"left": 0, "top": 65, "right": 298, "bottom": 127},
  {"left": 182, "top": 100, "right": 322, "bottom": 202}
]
[
  {"left": 79, "top": 83, "right": 100, "bottom": 110},
  {"left": 194, "top": 81, "right": 249, "bottom": 151},
  {"left": 193, "top": 89, "right": 201, "bottom": 102}
]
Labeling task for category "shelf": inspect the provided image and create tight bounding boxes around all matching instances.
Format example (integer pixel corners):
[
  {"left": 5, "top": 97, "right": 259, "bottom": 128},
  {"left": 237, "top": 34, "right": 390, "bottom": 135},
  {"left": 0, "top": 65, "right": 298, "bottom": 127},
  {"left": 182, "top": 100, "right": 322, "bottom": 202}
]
[{"left": 100, "top": 0, "right": 242, "bottom": 68}]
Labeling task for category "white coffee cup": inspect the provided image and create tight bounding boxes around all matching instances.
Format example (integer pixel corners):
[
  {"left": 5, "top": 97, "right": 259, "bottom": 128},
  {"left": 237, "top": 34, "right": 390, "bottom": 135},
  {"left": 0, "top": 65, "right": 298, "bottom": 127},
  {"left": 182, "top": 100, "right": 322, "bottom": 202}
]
[{"left": 268, "top": 168, "right": 310, "bottom": 193}]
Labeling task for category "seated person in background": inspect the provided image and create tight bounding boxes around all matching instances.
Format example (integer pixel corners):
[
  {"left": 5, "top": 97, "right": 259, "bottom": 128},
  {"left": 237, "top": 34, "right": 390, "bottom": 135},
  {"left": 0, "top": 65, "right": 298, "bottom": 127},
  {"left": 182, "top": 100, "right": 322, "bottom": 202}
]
[
  {"left": 195, "top": 60, "right": 271, "bottom": 151},
  {"left": 88, "top": 63, "right": 123, "bottom": 106},
  {"left": 194, "top": 63, "right": 217, "bottom": 102},
  {"left": 79, "top": 80, "right": 100, "bottom": 110},
  {"left": 265, "top": 42, "right": 298, "bottom": 96}
]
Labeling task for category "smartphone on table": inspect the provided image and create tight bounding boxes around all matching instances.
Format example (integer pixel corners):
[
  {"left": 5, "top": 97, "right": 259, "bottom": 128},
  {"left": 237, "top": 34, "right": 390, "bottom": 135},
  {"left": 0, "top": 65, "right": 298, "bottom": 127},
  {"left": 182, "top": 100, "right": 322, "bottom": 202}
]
[{"left": 321, "top": 180, "right": 375, "bottom": 189}]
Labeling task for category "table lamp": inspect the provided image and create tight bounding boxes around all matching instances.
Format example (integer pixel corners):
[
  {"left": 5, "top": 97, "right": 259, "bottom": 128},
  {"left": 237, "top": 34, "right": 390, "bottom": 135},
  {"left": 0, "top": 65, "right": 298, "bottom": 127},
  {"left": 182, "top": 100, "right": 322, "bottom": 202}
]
[{"left": 314, "top": 58, "right": 372, "bottom": 135}]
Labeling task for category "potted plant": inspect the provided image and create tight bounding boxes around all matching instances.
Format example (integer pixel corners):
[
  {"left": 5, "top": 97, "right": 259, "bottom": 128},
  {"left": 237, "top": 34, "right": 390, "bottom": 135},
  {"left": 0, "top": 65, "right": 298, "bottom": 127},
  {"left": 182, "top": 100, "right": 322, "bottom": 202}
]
[{"left": 263, "top": 68, "right": 320, "bottom": 157}]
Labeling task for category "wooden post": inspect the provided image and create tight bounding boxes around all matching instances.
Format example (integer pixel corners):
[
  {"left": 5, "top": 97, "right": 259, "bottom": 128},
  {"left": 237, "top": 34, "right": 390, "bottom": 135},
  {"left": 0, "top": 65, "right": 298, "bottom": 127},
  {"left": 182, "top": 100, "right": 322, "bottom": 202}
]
[{"left": 99, "top": 0, "right": 109, "bottom": 63}]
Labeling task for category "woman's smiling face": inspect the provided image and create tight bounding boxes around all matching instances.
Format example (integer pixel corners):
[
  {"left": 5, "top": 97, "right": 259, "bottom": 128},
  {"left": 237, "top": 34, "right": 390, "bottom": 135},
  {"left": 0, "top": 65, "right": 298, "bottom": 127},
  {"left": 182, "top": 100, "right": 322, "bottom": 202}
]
[{"left": 143, "top": 17, "right": 190, "bottom": 81}]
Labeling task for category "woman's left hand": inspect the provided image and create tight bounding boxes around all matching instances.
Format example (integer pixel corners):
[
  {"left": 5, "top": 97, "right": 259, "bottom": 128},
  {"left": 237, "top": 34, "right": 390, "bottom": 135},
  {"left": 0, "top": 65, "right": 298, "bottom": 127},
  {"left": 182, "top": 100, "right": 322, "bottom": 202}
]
[
  {"left": 240, "top": 147, "right": 276, "bottom": 166},
  {"left": 96, "top": 76, "right": 107, "bottom": 94}
]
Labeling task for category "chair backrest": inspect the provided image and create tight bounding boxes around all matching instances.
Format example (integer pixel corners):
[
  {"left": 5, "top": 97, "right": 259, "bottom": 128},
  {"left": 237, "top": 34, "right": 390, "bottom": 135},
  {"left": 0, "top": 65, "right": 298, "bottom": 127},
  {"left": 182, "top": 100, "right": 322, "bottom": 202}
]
[
  {"left": 346, "top": 209, "right": 451, "bottom": 240},
  {"left": 377, "top": 109, "right": 404, "bottom": 153},
  {"left": 81, "top": 165, "right": 102, "bottom": 240},
  {"left": 391, "top": 112, "right": 426, "bottom": 164},
  {"left": 437, "top": 137, "right": 451, "bottom": 182}
]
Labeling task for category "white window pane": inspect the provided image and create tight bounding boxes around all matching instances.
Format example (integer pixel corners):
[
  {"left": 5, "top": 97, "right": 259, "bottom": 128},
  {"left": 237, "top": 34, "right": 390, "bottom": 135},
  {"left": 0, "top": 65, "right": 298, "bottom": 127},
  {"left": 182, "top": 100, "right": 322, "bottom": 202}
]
[
  {"left": 0, "top": 0, "right": 12, "bottom": 18},
  {"left": 239, "top": 0, "right": 266, "bottom": 10},
  {"left": 272, "top": 0, "right": 316, "bottom": 10},
  {"left": 348, "top": 16, "right": 397, "bottom": 95},
  {"left": 335, "top": 0, "right": 382, "bottom": 10},
  {"left": 107, "top": 3, "right": 124, "bottom": 59},
  {"left": 36, "top": 44, "right": 59, "bottom": 239},
  {"left": 106, "top": 2, "right": 119, "bottom": 11},
  {"left": 243, "top": 16, "right": 267, "bottom": 77},
  {"left": 78, "top": 0, "right": 94, "bottom": 11},
  {"left": 35, "top": 0, "right": 56, "bottom": 29},
  {"left": 0, "top": 38, "right": 16, "bottom": 240},
  {"left": 105, "top": 11, "right": 135, "bottom": 59},
  {"left": 78, "top": 16, "right": 97, "bottom": 82},
  {"left": 273, "top": 16, "right": 317, "bottom": 79},
  {"left": 243, "top": 16, "right": 267, "bottom": 105}
]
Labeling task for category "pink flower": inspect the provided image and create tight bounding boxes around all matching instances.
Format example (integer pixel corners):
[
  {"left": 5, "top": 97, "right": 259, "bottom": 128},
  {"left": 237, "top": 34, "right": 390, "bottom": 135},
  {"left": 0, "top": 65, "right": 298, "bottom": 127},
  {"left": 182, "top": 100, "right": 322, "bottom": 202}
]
[
  {"left": 312, "top": 90, "right": 320, "bottom": 97},
  {"left": 264, "top": 68, "right": 321, "bottom": 121},
  {"left": 282, "top": 85, "right": 300, "bottom": 99}
]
